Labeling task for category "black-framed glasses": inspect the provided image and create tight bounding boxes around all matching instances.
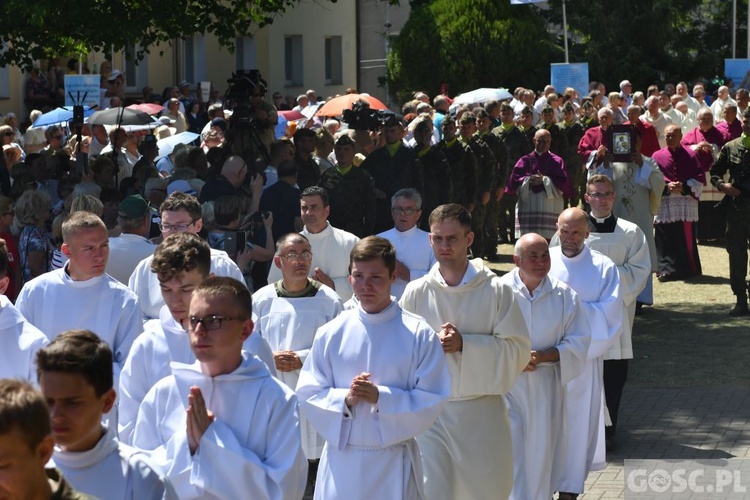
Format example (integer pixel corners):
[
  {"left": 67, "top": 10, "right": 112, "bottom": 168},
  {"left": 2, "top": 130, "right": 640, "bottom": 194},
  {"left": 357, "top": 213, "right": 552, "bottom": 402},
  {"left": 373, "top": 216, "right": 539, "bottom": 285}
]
[
  {"left": 188, "top": 315, "right": 244, "bottom": 331},
  {"left": 588, "top": 191, "right": 614, "bottom": 199},
  {"left": 159, "top": 220, "right": 195, "bottom": 232},
  {"left": 392, "top": 207, "right": 418, "bottom": 216},
  {"left": 280, "top": 251, "right": 313, "bottom": 262}
]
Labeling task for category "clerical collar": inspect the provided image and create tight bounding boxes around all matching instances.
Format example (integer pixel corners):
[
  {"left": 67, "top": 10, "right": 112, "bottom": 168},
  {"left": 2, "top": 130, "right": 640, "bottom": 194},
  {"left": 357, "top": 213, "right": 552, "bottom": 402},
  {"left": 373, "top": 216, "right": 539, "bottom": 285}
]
[{"left": 588, "top": 212, "right": 617, "bottom": 233}]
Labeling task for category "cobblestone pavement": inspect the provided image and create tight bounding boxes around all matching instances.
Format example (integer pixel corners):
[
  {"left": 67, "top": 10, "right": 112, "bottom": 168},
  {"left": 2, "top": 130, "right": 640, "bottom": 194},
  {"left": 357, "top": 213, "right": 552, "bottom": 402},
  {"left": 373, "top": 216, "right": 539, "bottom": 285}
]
[{"left": 580, "top": 387, "right": 750, "bottom": 499}]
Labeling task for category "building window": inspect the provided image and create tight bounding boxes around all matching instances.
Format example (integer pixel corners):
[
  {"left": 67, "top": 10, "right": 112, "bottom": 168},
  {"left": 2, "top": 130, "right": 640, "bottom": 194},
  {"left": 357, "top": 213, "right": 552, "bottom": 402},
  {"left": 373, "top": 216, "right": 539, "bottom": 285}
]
[
  {"left": 181, "top": 35, "right": 206, "bottom": 85},
  {"left": 285, "top": 35, "right": 303, "bottom": 87},
  {"left": 325, "top": 36, "right": 343, "bottom": 85},
  {"left": 235, "top": 37, "right": 256, "bottom": 71},
  {"left": 122, "top": 43, "right": 149, "bottom": 93}
]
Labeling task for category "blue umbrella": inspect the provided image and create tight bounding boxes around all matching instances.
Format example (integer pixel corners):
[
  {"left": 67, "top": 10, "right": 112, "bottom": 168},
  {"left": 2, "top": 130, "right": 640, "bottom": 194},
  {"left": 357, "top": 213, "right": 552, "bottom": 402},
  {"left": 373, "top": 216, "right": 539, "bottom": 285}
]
[{"left": 32, "top": 106, "right": 94, "bottom": 128}]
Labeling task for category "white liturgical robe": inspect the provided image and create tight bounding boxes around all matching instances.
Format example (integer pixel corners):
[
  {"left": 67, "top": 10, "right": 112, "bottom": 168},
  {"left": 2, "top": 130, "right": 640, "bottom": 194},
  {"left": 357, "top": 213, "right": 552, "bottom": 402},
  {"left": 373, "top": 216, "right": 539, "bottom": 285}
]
[
  {"left": 399, "top": 260, "right": 532, "bottom": 500},
  {"left": 252, "top": 280, "right": 344, "bottom": 459},
  {"left": 49, "top": 425, "right": 169, "bottom": 500},
  {"left": 377, "top": 225, "right": 436, "bottom": 299},
  {"left": 15, "top": 267, "right": 143, "bottom": 390},
  {"left": 499, "top": 269, "right": 591, "bottom": 500},
  {"left": 295, "top": 301, "right": 450, "bottom": 500},
  {"left": 267, "top": 223, "right": 359, "bottom": 301},
  {"left": 119, "top": 305, "right": 277, "bottom": 444},
  {"left": 132, "top": 352, "right": 307, "bottom": 500},
  {"left": 549, "top": 245, "right": 623, "bottom": 494},
  {"left": 128, "top": 248, "right": 244, "bottom": 320},
  {"left": 0, "top": 294, "right": 48, "bottom": 383}
]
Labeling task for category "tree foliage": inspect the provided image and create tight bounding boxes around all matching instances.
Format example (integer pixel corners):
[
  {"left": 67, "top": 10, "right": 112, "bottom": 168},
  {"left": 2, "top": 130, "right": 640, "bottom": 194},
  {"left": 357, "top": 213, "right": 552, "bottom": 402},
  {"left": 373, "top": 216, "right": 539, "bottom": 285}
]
[
  {"left": 543, "top": 0, "right": 735, "bottom": 91},
  {"left": 387, "top": 0, "right": 560, "bottom": 103},
  {"left": 0, "top": 0, "right": 312, "bottom": 70}
]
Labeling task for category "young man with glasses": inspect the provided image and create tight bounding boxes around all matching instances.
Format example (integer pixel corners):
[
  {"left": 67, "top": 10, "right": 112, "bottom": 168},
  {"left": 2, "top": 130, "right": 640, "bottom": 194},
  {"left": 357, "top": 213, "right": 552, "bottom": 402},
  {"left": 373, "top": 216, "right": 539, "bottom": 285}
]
[
  {"left": 252, "top": 233, "right": 343, "bottom": 492},
  {"left": 132, "top": 276, "right": 307, "bottom": 499},
  {"left": 377, "top": 188, "right": 436, "bottom": 299},
  {"left": 119, "top": 233, "right": 274, "bottom": 444},
  {"left": 128, "top": 192, "right": 244, "bottom": 320}
]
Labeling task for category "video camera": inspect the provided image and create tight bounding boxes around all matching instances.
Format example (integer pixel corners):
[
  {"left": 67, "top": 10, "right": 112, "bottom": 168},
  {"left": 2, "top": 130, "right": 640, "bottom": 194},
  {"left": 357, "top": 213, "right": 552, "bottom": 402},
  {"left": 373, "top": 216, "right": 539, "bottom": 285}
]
[
  {"left": 225, "top": 70, "right": 268, "bottom": 131},
  {"left": 342, "top": 100, "right": 394, "bottom": 131},
  {"left": 222, "top": 211, "right": 271, "bottom": 256}
]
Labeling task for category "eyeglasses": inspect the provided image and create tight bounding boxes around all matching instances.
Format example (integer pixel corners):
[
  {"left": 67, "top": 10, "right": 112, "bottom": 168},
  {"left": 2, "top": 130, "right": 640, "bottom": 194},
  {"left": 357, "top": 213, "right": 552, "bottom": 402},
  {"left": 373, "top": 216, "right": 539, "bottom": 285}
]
[
  {"left": 280, "top": 251, "right": 313, "bottom": 262},
  {"left": 588, "top": 191, "right": 614, "bottom": 199},
  {"left": 392, "top": 207, "right": 419, "bottom": 215},
  {"left": 188, "top": 315, "right": 244, "bottom": 331},
  {"left": 159, "top": 220, "right": 194, "bottom": 232}
]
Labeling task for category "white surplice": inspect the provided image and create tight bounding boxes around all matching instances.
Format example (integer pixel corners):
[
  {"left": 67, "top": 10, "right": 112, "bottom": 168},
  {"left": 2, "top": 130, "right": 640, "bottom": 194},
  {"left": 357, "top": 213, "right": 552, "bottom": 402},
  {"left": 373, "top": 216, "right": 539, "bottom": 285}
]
[
  {"left": 499, "top": 269, "right": 590, "bottom": 500},
  {"left": 267, "top": 223, "right": 359, "bottom": 301},
  {"left": 586, "top": 217, "right": 651, "bottom": 360},
  {"left": 377, "top": 226, "right": 436, "bottom": 299},
  {"left": 49, "top": 425, "right": 170, "bottom": 500},
  {"left": 15, "top": 267, "right": 143, "bottom": 392},
  {"left": 118, "top": 305, "right": 277, "bottom": 445},
  {"left": 0, "top": 295, "right": 48, "bottom": 383},
  {"left": 252, "top": 280, "right": 343, "bottom": 459},
  {"left": 399, "top": 259, "right": 532, "bottom": 500},
  {"left": 128, "top": 248, "right": 245, "bottom": 320},
  {"left": 295, "top": 301, "right": 450, "bottom": 500},
  {"left": 549, "top": 245, "right": 623, "bottom": 494},
  {"left": 132, "top": 352, "right": 307, "bottom": 500}
]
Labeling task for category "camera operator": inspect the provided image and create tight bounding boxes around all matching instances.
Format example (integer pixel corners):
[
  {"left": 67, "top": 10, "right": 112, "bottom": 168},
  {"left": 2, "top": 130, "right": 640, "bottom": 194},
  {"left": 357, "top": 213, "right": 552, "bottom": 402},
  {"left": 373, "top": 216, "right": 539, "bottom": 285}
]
[
  {"left": 200, "top": 154, "right": 257, "bottom": 203},
  {"left": 207, "top": 194, "right": 274, "bottom": 292}
]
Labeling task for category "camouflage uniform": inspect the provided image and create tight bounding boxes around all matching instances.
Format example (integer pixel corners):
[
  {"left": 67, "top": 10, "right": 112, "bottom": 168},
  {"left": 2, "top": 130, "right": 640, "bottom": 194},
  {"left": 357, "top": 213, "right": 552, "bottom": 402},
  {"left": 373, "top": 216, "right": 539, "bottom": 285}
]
[
  {"left": 318, "top": 165, "right": 377, "bottom": 238},
  {"left": 436, "top": 138, "right": 477, "bottom": 210},
  {"left": 493, "top": 125, "right": 532, "bottom": 243}
]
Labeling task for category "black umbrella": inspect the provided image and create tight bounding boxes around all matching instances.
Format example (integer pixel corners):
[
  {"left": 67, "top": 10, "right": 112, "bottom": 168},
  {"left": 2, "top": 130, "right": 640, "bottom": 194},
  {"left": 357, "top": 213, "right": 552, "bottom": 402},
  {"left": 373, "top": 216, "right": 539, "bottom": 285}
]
[{"left": 88, "top": 107, "right": 155, "bottom": 126}]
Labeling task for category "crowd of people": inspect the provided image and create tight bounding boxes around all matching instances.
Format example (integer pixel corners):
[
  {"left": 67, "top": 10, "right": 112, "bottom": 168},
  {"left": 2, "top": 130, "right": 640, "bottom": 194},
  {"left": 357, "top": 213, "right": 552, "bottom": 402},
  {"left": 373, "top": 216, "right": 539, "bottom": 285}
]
[{"left": 0, "top": 69, "right": 748, "bottom": 500}]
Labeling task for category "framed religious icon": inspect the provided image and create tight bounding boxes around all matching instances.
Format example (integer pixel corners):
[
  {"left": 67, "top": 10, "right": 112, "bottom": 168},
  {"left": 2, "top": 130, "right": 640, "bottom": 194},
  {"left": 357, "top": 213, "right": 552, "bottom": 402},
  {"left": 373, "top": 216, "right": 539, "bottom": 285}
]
[{"left": 605, "top": 124, "right": 636, "bottom": 162}]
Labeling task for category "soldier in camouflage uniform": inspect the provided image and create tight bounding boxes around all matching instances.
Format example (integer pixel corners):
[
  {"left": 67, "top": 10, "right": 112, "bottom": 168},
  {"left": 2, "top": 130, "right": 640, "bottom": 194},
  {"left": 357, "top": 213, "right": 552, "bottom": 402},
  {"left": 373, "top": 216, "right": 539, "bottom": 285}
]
[
  {"left": 475, "top": 108, "right": 508, "bottom": 260},
  {"left": 411, "top": 115, "right": 453, "bottom": 231},
  {"left": 437, "top": 116, "right": 477, "bottom": 212},
  {"left": 710, "top": 108, "right": 750, "bottom": 316},
  {"left": 318, "top": 133, "right": 377, "bottom": 238},
  {"left": 361, "top": 115, "right": 425, "bottom": 234},
  {"left": 458, "top": 111, "right": 496, "bottom": 259},
  {"left": 493, "top": 103, "right": 533, "bottom": 244},
  {"left": 558, "top": 102, "right": 586, "bottom": 207}
]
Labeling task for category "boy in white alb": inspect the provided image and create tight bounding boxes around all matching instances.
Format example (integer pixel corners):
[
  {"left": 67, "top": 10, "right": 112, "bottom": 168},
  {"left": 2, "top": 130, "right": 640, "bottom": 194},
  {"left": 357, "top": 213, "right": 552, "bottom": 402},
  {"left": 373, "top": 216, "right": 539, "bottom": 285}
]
[
  {"left": 296, "top": 236, "right": 450, "bottom": 500},
  {"left": 38, "top": 329, "right": 169, "bottom": 499},
  {"left": 16, "top": 212, "right": 142, "bottom": 393},
  {"left": 132, "top": 277, "right": 307, "bottom": 499},
  {"left": 119, "top": 233, "right": 276, "bottom": 444},
  {"left": 0, "top": 238, "right": 48, "bottom": 382},
  {"left": 128, "top": 192, "right": 244, "bottom": 320}
]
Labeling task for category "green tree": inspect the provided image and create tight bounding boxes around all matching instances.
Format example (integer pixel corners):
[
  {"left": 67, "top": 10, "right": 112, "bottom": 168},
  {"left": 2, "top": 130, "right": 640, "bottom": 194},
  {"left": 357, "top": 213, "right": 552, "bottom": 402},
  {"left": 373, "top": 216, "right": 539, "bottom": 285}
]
[
  {"left": 0, "top": 0, "right": 311, "bottom": 70},
  {"left": 388, "top": 0, "right": 560, "bottom": 103},
  {"left": 544, "top": 0, "right": 733, "bottom": 91}
]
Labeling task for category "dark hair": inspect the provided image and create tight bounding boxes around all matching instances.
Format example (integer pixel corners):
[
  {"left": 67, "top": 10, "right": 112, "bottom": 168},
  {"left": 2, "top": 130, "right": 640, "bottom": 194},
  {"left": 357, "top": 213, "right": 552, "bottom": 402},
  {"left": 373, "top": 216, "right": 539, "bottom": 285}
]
[
  {"left": 0, "top": 239, "right": 8, "bottom": 278},
  {"left": 0, "top": 379, "right": 50, "bottom": 451},
  {"left": 300, "top": 186, "right": 329, "bottom": 207},
  {"left": 277, "top": 160, "right": 298, "bottom": 179},
  {"left": 459, "top": 112, "right": 476, "bottom": 126},
  {"left": 194, "top": 276, "right": 252, "bottom": 320},
  {"left": 428, "top": 203, "right": 472, "bottom": 232},
  {"left": 36, "top": 330, "right": 113, "bottom": 397},
  {"left": 349, "top": 236, "right": 396, "bottom": 275},
  {"left": 213, "top": 195, "right": 244, "bottom": 227},
  {"left": 275, "top": 233, "right": 310, "bottom": 254},
  {"left": 159, "top": 191, "right": 202, "bottom": 220},
  {"left": 151, "top": 232, "right": 211, "bottom": 282}
]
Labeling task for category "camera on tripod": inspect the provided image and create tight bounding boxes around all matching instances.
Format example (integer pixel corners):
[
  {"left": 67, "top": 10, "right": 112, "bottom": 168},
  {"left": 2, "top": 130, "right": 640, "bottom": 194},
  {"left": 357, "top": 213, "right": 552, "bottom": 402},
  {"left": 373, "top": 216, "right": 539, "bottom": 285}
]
[{"left": 342, "top": 100, "right": 394, "bottom": 131}]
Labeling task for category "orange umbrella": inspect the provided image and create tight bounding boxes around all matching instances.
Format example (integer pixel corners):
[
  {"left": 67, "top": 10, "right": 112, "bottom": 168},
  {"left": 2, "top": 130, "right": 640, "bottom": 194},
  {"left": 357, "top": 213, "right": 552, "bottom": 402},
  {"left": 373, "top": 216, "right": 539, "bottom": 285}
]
[{"left": 314, "top": 93, "right": 388, "bottom": 117}]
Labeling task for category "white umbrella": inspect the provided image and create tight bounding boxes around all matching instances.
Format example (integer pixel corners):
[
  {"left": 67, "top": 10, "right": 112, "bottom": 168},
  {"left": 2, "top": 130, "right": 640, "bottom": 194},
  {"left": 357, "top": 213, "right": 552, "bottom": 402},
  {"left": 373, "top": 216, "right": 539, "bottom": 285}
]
[
  {"left": 452, "top": 88, "right": 513, "bottom": 106},
  {"left": 156, "top": 131, "right": 199, "bottom": 160}
]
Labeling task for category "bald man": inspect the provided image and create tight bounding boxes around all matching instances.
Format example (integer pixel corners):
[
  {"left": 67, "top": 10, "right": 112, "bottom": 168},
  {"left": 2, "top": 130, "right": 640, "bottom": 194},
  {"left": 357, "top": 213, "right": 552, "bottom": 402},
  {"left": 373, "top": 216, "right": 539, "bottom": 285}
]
[
  {"left": 500, "top": 233, "right": 590, "bottom": 500},
  {"left": 505, "top": 129, "right": 574, "bottom": 240},
  {"left": 199, "top": 155, "right": 250, "bottom": 203},
  {"left": 548, "top": 208, "right": 623, "bottom": 500}
]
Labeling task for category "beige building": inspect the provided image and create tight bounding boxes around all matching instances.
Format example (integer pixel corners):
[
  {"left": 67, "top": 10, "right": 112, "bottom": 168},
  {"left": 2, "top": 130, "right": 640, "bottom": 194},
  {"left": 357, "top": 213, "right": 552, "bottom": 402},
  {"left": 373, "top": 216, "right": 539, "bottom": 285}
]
[{"left": 0, "top": 1, "right": 357, "bottom": 119}]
